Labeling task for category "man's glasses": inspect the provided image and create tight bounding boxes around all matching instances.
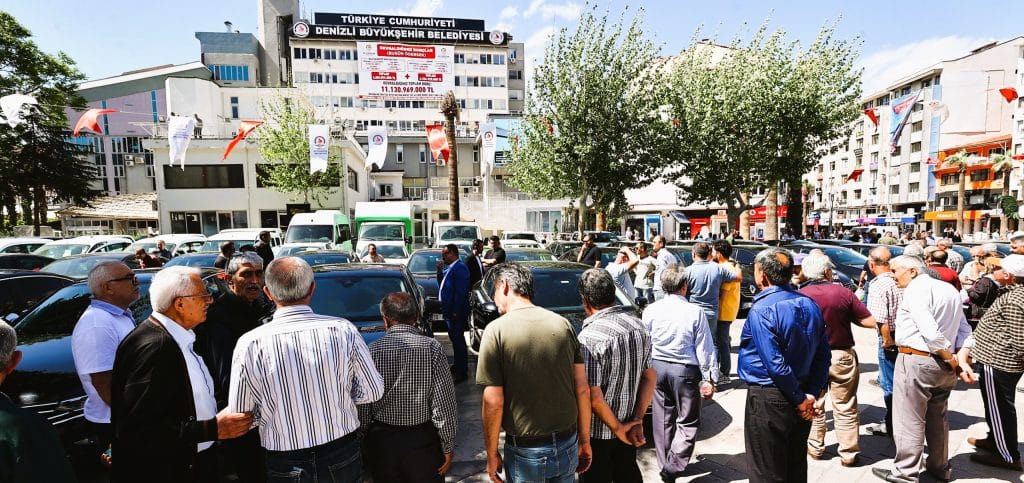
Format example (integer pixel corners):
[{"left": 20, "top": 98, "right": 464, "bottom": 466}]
[
  {"left": 107, "top": 274, "right": 138, "bottom": 285},
  {"left": 180, "top": 292, "right": 213, "bottom": 301}
]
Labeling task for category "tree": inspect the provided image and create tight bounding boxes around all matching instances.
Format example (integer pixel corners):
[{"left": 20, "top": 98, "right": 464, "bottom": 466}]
[
  {"left": 257, "top": 97, "right": 343, "bottom": 205},
  {"left": 508, "top": 5, "right": 669, "bottom": 233},
  {"left": 0, "top": 11, "right": 94, "bottom": 234},
  {"left": 441, "top": 91, "right": 460, "bottom": 220},
  {"left": 990, "top": 153, "right": 1016, "bottom": 234},
  {"left": 663, "top": 20, "right": 861, "bottom": 239},
  {"left": 943, "top": 150, "right": 969, "bottom": 234}
]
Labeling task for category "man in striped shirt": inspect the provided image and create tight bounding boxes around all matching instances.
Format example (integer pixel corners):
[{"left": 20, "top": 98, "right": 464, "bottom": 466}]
[
  {"left": 864, "top": 246, "right": 901, "bottom": 438},
  {"left": 359, "top": 292, "right": 458, "bottom": 482},
  {"left": 228, "top": 257, "right": 384, "bottom": 482},
  {"left": 577, "top": 269, "right": 655, "bottom": 482}
]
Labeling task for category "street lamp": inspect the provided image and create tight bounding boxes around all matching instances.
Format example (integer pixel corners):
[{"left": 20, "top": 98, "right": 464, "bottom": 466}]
[{"left": 829, "top": 193, "right": 836, "bottom": 238}]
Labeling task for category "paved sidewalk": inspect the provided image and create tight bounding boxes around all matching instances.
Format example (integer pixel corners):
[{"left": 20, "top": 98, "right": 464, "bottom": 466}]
[{"left": 440, "top": 319, "right": 1024, "bottom": 482}]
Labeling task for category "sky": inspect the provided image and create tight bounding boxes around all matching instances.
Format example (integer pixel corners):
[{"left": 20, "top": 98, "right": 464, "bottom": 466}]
[{"left": 5, "top": 0, "right": 1024, "bottom": 94}]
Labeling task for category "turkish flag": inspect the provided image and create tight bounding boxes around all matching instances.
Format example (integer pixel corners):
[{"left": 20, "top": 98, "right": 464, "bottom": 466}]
[
  {"left": 222, "top": 121, "right": 263, "bottom": 160},
  {"left": 999, "top": 87, "right": 1018, "bottom": 103},
  {"left": 426, "top": 124, "right": 449, "bottom": 166},
  {"left": 863, "top": 108, "right": 879, "bottom": 127},
  {"left": 1013, "top": 154, "right": 1024, "bottom": 161},
  {"left": 72, "top": 108, "right": 118, "bottom": 136},
  {"left": 846, "top": 169, "right": 864, "bottom": 182}
]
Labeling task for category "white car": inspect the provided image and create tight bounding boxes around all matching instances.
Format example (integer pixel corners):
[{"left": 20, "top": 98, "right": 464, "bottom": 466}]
[
  {"left": 127, "top": 234, "right": 207, "bottom": 257},
  {"left": 0, "top": 237, "right": 52, "bottom": 254},
  {"left": 359, "top": 244, "right": 410, "bottom": 265},
  {"left": 33, "top": 236, "right": 134, "bottom": 259},
  {"left": 500, "top": 231, "right": 542, "bottom": 248},
  {"left": 201, "top": 228, "right": 283, "bottom": 254}
]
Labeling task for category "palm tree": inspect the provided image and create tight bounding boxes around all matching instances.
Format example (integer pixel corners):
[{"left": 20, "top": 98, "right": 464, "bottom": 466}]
[
  {"left": 990, "top": 153, "right": 1014, "bottom": 235},
  {"left": 440, "top": 91, "right": 461, "bottom": 220},
  {"left": 943, "top": 150, "right": 970, "bottom": 234}
]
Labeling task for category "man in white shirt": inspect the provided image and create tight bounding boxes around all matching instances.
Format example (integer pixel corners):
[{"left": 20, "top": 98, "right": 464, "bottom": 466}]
[
  {"left": 633, "top": 242, "right": 657, "bottom": 302},
  {"left": 651, "top": 235, "right": 679, "bottom": 301},
  {"left": 71, "top": 261, "right": 140, "bottom": 461},
  {"left": 604, "top": 247, "right": 639, "bottom": 300},
  {"left": 230, "top": 257, "right": 384, "bottom": 482},
  {"left": 872, "top": 256, "right": 974, "bottom": 483}
]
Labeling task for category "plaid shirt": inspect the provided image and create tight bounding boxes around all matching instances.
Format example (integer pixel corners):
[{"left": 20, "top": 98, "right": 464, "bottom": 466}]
[
  {"left": 867, "top": 272, "right": 902, "bottom": 333},
  {"left": 971, "top": 285, "right": 1024, "bottom": 373},
  {"left": 945, "top": 248, "right": 965, "bottom": 274},
  {"left": 578, "top": 306, "right": 652, "bottom": 440},
  {"left": 358, "top": 324, "right": 458, "bottom": 453}
]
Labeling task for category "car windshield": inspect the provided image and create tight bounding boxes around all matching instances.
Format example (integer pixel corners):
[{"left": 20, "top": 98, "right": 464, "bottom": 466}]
[
  {"left": 34, "top": 244, "right": 91, "bottom": 258},
  {"left": 200, "top": 239, "right": 237, "bottom": 252},
  {"left": 164, "top": 254, "right": 219, "bottom": 268},
  {"left": 506, "top": 250, "right": 554, "bottom": 262},
  {"left": 279, "top": 246, "right": 322, "bottom": 256},
  {"left": 309, "top": 274, "right": 406, "bottom": 321},
  {"left": 15, "top": 281, "right": 153, "bottom": 345},
  {"left": 590, "top": 232, "right": 614, "bottom": 243},
  {"left": 42, "top": 257, "right": 122, "bottom": 279},
  {"left": 286, "top": 225, "right": 333, "bottom": 243},
  {"left": 821, "top": 247, "right": 868, "bottom": 266},
  {"left": 296, "top": 253, "right": 351, "bottom": 265},
  {"left": 437, "top": 226, "right": 477, "bottom": 240},
  {"left": 407, "top": 251, "right": 442, "bottom": 274},
  {"left": 359, "top": 224, "right": 404, "bottom": 241},
  {"left": 363, "top": 245, "right": 407, "bottom": 259},
  {"left": 505, "top": 233, "right": 537, "bottom": 241}
]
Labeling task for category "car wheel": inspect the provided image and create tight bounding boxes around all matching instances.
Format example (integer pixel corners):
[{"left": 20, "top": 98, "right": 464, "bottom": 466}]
[{"left": 469, "top": 313, "right": 482, "bottom": 351}]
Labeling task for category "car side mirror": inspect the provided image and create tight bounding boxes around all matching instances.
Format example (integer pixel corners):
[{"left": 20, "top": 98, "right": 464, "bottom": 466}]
[
  {"left": 480, "top": 302, "right": 499, "bottom": 315},
  {"left": 633, "top": 297, "right": 648, "bottom": 309},
  {"left": 4, "top": 313, "right": 19, "bottom": 323}
]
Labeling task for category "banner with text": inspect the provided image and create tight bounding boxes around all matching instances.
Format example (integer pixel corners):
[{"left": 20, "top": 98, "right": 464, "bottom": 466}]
[
  {"left": 367, "top": 125, "right": 388, "bottom": 170},
  {"left": 308, "top": 124, "right": 329, "bottom": 174},
  {"left": 358, "top": 42, "right": 454, "bottom": 100}
]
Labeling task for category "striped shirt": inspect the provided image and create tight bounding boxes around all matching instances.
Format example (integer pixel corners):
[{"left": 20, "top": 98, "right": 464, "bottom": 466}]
[
  {"left": 971, "top": 285, "right": 1024, "bottom": 373},
  {"left": 866, "top": 272, "right": 903, "bottom": 332},
  {"left": 228, "top": 305, "right": 384, "bottom": 451},
  {"left": 358, "top": 324, "right": 458, "bottom": 453},
  {"left": 579, "top": 306, "right": 652, "bottom": 440}
]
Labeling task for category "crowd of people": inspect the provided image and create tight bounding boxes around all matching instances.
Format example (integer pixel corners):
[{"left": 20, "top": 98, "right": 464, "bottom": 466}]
[{"left": 0, "top": 231, "right": 1023, "bottom": 483}]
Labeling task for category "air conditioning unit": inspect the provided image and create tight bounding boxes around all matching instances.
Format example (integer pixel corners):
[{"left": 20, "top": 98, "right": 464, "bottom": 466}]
[
  {"left": 125, "top": 160, "right": 136, "bottom": 167},
  {"left": 471, "top": 187, "right": 480, "bottom": 193},
  {"left": 124, "top": 155, "right": 135, "bottom": 161}
]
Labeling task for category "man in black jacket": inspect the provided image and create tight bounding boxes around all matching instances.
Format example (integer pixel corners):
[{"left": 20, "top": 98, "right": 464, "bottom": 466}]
[
  {"left": 111, "top": 266, "right": 252, "bottom": 483},
  {"left": 466, "top": 239, "right": 485, "bottom": 287},
  {"left": 254, "top": 231, "right": 275, "bottom": 268}
]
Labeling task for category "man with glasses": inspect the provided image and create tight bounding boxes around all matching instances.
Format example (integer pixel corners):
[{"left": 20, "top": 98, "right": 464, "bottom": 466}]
[
  {"left": 577, "top": 235, "right": 602, "bottom": 268},
  {"left": 71, "top": 261, "right": 141, "bottom": 468},
  {"left": 960, "top": 246, "right": 989, "bottom": 290},
  {"left": 112, "top": 266, "right": 252, "bottom": 482}
]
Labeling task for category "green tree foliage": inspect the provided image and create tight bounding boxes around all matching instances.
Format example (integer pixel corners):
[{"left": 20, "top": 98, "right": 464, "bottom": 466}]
[
  {"left": 0, "top": 11, "right": 94, "bottom": 233},
  {"left": 508, "top": 5, "right": 669, "bottom": 232},
  {"left": 257, "top": 97, "right": 343, "bottom": 205},
  {"left": 663, "top": 20, "right": 862, "bottom": 239}
]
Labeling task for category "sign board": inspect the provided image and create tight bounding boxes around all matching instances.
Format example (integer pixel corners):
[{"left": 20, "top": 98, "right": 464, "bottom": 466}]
[
  {"left": 293, "top": 13, "right": 507, "bottom": 45},
  {"left": 357, "top": 42, "right": 454, "bottom": 100}
]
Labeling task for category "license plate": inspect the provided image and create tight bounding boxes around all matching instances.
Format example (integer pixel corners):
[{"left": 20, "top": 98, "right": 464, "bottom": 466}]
[{"left": 431, "top": 313, "right": 446, "bottom": 321}]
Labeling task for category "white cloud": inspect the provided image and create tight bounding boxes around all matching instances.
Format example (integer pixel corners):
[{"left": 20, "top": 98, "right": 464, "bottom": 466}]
[
  {"left": 494, "top": 22, "right": 515, "bottom": 33},
  {"left": 381, "top": 0, "right": 444, "bottom": 17},
  {"left": 523, "top": 26, "right": 558, "bottom": 83},
  {"left": 523, "top": 0, "right": 581, "bottom": 21},
  {"left": 500, "top": 6, "right": 519, "bottom": 19},
  {"left": 858, "top": 35, "right": 994, "bottom": 94}
]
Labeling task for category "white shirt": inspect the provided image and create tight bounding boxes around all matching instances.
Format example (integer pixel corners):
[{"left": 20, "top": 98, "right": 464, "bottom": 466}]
[
  {"left": 894, "top": 274, "right": 974, "bottom": 353},
  {"left": 605, "top": 261, "right": 636, "bottom": 299},
  {"left": 633, "top": 256, "right": 656, "bottom": 290},
  {"left": 641, "top": 294, "right": 718, "bottom": 381},
  {"left": 151, "top": 312, "right": 218, "bottom": 452},
  {"left": 653, "top": 249, "right": 679, "bottom": 293},
  {"left": 229, "top": 305, "right": 384, "bottom": 451},
  {"left": 71, "top": 300, "right": 136, "bottom": 423}
]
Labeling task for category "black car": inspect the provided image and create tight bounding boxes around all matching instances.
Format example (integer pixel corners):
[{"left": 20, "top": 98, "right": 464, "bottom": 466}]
[
  {"left": 0, "top": 271, "right": 75, "bottom": 321},
  {"left": 467, "top": 261, "right": 635, "bottom": 351},
  {"left": 557, "top": 246, "right": 620, "bottom": 268},
  {"left": 547, "top": 240, "right": 582, "bottom": 258},
  {"left": 0, "top": 254, "right": 55, "bottom": 271},
  {"left": 292, "top": 250, "right": 356, "bottom": 266},
  {"left": 41, "top": 253, "right": 142, "bottom": 279},
  {"left": 4, "top": 268, "right": 228, "bottom": 466},
  {"left": 784, "top": 244, "right": 865, "bottom": 288},
  {"left": 844, "top": 243, "right": 905, "bottom": 258},
  {"left": 163, "top": 252, "right": 221, "bottom": 268},
  {"left": 405, "top": 248, "right": 447, "bottom": 328},
  {"left": 504, "top": 247, "right": 555, "bottom": 262}
]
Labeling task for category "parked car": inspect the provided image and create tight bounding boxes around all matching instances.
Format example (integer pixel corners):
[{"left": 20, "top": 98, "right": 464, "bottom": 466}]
[
  {"left": 0, "top": 237, "right": 52, "bottom": 254},
  {"left": 784, "top": 244, "right": 867, "bottom": 286},
  {"left": 958, "top": 241, "right": 1012, "bottom": 257},
  {"left": 580, "top": 231, "right": 618, "bottom": 247},
  {"left": 126, "top": 234, "right": 206, "bottom": 257},
  {"left": 504, "top": 247, "right": 555, "bottom": 262},
  {"left": 40, "top": 253, "right": 142, "bottom": 279},
  {"left": 547, "top": 240, "right": 582, "bottom": 259},
  {"left": 467, "top": 261, "right": 636, "bottom": 351},
  {"left": 406, "top": 248, "right": 445, "bottom": 303},
  {"left": 844, "top": 243, "right": 905, "bottom": 258},
  {"left": 277, "top": 244, "right": 327, "bottom": 256},
  {"left": 162, "top": 252, "right": 221, "bottom": 268},
  {"left": 557, "top": 246, "right": 620, "bottom": 268},
  {"left": 200, "top": 228, "right": 283, "bottom": 254},
  {"left": 500, "top": 231, "right": 542, "bottom": 248},
  {"left": 33, "top": 236, "right": 134, "bottom": 259},
  {"left": 358, "top": 244, "right": 410, "bottom": 264},
  {"left": 0, "top": 254, "right": 55, "bottom": 271},
  {"left": 292, "top": 250, "right": 356, "bottom": 266},
  {"left": 0, "top": 271, "right": 75, "bottom": 320},
  {"left": 813, "top": 239, "right": 858, "bottom": 246}
]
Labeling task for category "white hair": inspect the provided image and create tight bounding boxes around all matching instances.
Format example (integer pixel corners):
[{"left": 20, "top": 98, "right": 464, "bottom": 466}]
[
  {"left": 87, "top": 261, "right": 131, "bottom": 297},
  {"left": 226, "top": 252, "right": 263, "bottom": 276},
  {"left": 903, "top": 244, "right": 925, "bottom": 260},
  {"left": 890, "top": 255, "right": 926, "bottom": 273},
  {"left": 981, "top": 243, "right": 998, "bottom": 254},
  {"left": 0, "top": 322, "right": 16, "bottom": 367},
  {"left": 937, "top": 238, "right": 954, "bottom": 248},
  {"left": 265, "top": 257, "right": 314, "bottom": 303},
  {"left": 150, "top": 266, "right": 202, "bottom": 313},
  {"left": 801, "top": 252, "right": 833, "bottom": 281}
]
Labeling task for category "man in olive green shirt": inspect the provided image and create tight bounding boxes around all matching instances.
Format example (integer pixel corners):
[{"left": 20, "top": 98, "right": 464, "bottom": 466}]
[
  {"left": 0, "top": 322, "right": 76, "bottom": 483},
  {"left": 477, "top": 263, "right": 592, "bottom": 482}
]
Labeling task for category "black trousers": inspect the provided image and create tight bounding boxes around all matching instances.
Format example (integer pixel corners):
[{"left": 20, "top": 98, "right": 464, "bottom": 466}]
[
  {"left": 221, "top": 430, "right": 266, "bottom": 482},
  {"left": 976, "top": 361, "right": 1023, "bottom": 462},
  {"left": 195, "top": 448, "right": 219, "bottom": 483},
  {"left": 363, "top": 422, "right": 443, "bottom": 483},
  {"left": 580, "top": 438, "right": 641, "bottom": 483},
  {"left": 744, "top": 385, "right": 811, "bottom": 483}
]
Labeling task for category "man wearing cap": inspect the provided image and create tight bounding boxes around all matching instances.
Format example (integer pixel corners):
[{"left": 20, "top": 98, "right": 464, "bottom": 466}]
[
  {"left": 959, "top": 254, "right": 1024, "bottom": 470},
  {"left": 791, "top": 253, "right": 808, "bottom": 287},
  {"left": 254, "top": 231, "right": 274, "bottom": 268}
]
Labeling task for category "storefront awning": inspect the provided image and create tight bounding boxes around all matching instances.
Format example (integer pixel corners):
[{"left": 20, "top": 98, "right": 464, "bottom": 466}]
[{"left": 670, "top": 211, "right": 690, "bottom": 224}]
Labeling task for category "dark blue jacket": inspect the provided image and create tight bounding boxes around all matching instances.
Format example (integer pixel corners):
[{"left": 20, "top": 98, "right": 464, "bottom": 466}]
[{"left": 437, "top": 259, "right": 470, "bottom": 320}]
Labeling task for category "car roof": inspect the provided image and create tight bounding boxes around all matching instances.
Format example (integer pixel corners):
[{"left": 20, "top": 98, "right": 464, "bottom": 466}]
[
  {"left": 311, "top": 263, "right": 407, "bottom": 274},
  {"left": 505, "top": 247, "right": 549, "bottom": 252},
  {"left": 410, "top": 248, "right": 444, "bottom": 254},
  {"left": 48, "top": 252, "right": 134, "bottom": 261},
  {"left": 514, "top": 260, "right": 590, "bottom": 270},
  {"left": 0, "top": 237, "right": 51, "bottom": 245},
  {"left": 0, "top": 270, "right": 74, "bottom": 281}
]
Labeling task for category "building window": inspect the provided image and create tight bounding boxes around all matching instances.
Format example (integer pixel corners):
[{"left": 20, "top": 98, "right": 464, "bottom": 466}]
[
  {"left": 853, "top": 189, "right": 862, "bottom": 199},
  {"left": 871, "top": 134, "right": 879, "bottom": 145},
  {"left": 909, "top": 182, "right": 920, "bottom": 193},
  {"left": 941, "top": 173, "right": 958, "bottom": 185},
  {"left": 889, "top": 185, "right": 900, "bottom": 194},
  {"left": 164, "top": 165, "right": 245, "bottom": 189},
  {"left": 911, "top": 142, "right": 922, "bottom": 153},
  {"left": 970, "top": 169, "right": 990, "bottom": 182},
  {"left": 892, "top": 146, "right": 902, "bottom": 156},
  {"left": 293, "top": 47, "right": 307, "bottom": 59},
  {"left": 911, "top": 121, "right": 923, "bottom": 133},
  {"left": 509, "top": 70, "right": 523, "bottom": 80},
  {"left": 900, "top": 86, "right": 911, "bottom": 96},
  {"left": 396, "top": 144, "right": 404, "bottom": 163},
  {"left": 209, "top": 65, "right": 249, "bottom": 82},
  {"left": 380, "top": 184, "right": 393, "bottom": 198},
  {"left": 922, "top": 78, "right": 932, "bottom": 87},
  {"left": 909, "top": 162, "right": 920, "bottom": 173},
  {"left": 454, "top": 53, "right": 465, "bottom": 64},
  {"left": 989, "top": 147, "right": 1005, "bottom": 156},
  {"left": 347, "top": 167, "right": 358, "bottom": 192},
  {"left": 473, "top": 146, "right": 479, "bottom": 163},
  {"left": 230, "top": 96, "right": 239, "bottom": 119},
  {"left": 419, "top": 145, "right": 427, "bottom": 163}
]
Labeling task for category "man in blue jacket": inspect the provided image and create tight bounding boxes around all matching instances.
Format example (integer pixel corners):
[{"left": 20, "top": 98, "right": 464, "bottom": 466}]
[
  {"left": 437, "top": 243, "right": 471, "bottom": 383},
  {"left": 738, "top": 248, "right": 831, "bottom": 483}
]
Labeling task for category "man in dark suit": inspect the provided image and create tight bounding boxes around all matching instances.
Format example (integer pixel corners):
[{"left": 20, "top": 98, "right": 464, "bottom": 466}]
[
  {"left": 467, "top": 238, "right": 485, "bottom": 288},
  {"left": 437, "top": 243, "right": 471, "bottom": 383},
  {"left": 254, "top": 231, "right": 275, "bottom": 268},
  {"left": 111, "top": 266, "right": 252, "bottom": 483}
]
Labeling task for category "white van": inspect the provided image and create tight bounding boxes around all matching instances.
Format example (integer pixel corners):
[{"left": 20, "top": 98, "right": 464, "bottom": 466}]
[
  {"left": 283, "top": 210, "right": 353, "bottom": 252},
  {"left": 432, "top": 222, "right": 482, "bottom": 252},
  {"left": 201, "top": 228, "right": 283, "bottom": 254}
]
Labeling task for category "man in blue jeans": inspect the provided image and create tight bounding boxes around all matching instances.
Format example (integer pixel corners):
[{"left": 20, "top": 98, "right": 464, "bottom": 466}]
[
  {"left": 477, "top": 263, "right": 592, "bottom": 482},
  {"left": 864, "top": 246, "right": 901, "bottom": 437}
]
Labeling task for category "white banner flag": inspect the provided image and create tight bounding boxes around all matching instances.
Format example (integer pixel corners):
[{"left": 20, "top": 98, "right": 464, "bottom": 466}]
[
  {"left": 480, "top": 122, "right": 496, "bottom": 175},
  {"left": 309, "top": 124, "right": 330, "bottom": 174},
  {"left": 0, "top": 93, "right": 37, "bottom": 127},
  {"left": 167, "top": 115, "right": 194, "bottom": 169},
  {"left": 367, "top": 125, "right": 387, "bottom": 171}
]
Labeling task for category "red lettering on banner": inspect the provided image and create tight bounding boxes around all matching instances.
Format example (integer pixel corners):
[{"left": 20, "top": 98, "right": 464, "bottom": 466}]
[
  {"left": 376, "top": 43, "right": 436, "bottom": 59},
  {"left": 418, "top": 73, "right": 443, "bottom": 82},
  {"left": 372, "top": 72, "right": 397, "bottom": 81}
]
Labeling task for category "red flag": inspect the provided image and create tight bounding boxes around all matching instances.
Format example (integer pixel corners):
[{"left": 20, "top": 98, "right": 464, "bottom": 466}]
[
  {"left": 863, "top": 108, "right": 878, "bottom": 127},
  {"left": 999, "top": 87, "right": 1018, "bottom": 103},
  {"left": 1013, "top": 154, "right": 1024, "bottom": 161},
  {"left": 926, "top": 157, "right": 940, "bottom": 165},
  {"left": 845, "top": 169, "right": 864, "bottom": 183},
  {"left": 72, "top": 108, "right": 118, "bottom": 136},
  {"left": 426, "top": 124, "right": 449, "bottom": 166},
  {"left": 222, "top": 121, "right": 263, "bottom": 160},
  {"left": 540, "top": 117, "right": 554, "bottom": 134}
]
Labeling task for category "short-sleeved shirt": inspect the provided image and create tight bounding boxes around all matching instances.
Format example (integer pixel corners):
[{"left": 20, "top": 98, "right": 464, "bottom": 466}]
[
  {"left": 485, "top": 247, "right": 506, "bottom": 265},
  {"left": 604, "top": 262, "right": 635, "bottom": 300},
  {"left": 476, "top": 306, "right": 582, "bottom": 436},
  {"left": 579, "top": 245, "right": 602, "bottom": 267},
  {"left": 71, "top": 299, "right": 137, "bottom": 423},
  {"left": 633, "top": 256, "right": 656, "bottom": 290},
  {"left": 799, "top": 281, "right": 872, "bottom": 349},
  {"left": 686, "top": 260, "right": 738, "bottom": 323},
  {"left": 718, "top": 260, "right": 742, "bottom": 322}
]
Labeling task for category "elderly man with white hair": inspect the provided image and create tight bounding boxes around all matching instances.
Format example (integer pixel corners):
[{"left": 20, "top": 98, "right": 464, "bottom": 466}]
[
  {"left": 71, "top": 260, "right": 140, "bottom": 462},
  {"left": 936, "top": 238, "right": 964, "bottom": 273},
  {"left": 872, "top": 255, "right": 974, "bottom": 483},
  {"left": 797, "top": 252, "right": 876, "bottom": 466},
  {"left": 111, "top": 266, "right": 253, "bottom": 483},
  {"left": 0, "top": 322, "right": 76, "bottom": 482}
]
